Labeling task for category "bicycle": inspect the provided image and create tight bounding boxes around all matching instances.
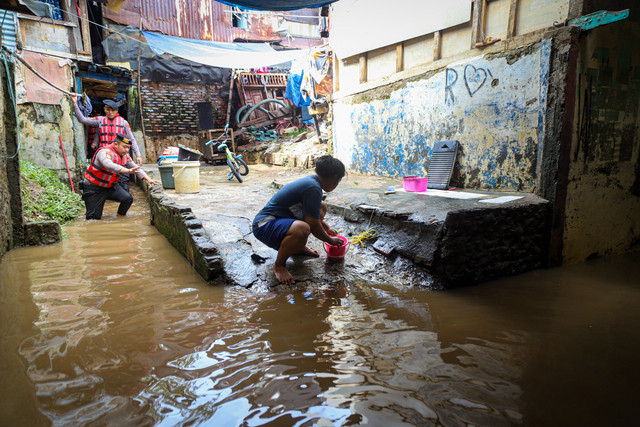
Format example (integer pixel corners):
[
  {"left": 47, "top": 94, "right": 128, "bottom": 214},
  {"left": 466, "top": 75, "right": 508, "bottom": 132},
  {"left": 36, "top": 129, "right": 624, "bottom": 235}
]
[
  {"left": 275, "top": 118, "right": 297, "bottom": 136},
  {"left": 206, "top": 130, "right": 249, "bottom": 183}
]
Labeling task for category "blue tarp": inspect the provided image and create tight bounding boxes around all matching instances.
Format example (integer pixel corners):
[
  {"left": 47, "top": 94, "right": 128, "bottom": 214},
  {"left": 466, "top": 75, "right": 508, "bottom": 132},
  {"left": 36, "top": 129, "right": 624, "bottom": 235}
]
[
  {"left": 142, "top": 31, "right": 307, "bottom": 69},
  {"left": 217, "top": 1, "right": 336, "bottom": 11}
]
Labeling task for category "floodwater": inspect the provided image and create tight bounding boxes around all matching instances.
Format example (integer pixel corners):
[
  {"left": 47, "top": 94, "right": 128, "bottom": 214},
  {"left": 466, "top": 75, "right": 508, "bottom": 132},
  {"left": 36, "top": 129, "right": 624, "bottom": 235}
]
[{"left": 1, "top": 188, "right": 639, "bottom": 426}]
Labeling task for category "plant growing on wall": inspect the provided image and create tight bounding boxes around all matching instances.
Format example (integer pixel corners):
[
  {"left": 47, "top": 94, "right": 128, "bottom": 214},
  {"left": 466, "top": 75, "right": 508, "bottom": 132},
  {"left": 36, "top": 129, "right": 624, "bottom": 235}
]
[{"left": 20, "top": 161, "right": 83, "bottom": 224}]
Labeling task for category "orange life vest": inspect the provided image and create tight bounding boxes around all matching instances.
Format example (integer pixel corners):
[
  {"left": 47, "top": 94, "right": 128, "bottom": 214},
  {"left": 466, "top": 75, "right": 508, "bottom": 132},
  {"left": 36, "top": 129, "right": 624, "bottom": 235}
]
[
  {"left": 98, "top": 115, "right": 126, "bottom": 146},
  {"left": 84, "top": 144, "right": 127, "bottom": 188},
  {"left": 88, "top": 126, "right": 96, "bottom": 142}
]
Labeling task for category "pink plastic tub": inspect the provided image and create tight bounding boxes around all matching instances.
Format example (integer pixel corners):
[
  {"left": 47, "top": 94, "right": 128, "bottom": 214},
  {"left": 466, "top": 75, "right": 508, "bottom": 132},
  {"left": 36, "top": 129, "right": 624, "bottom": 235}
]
[
  {"left": 323, "top": 235, "right": 350, "bottom": 260},
  {"left": 403, "top": 176, "right": 428, "bottom": 192}
]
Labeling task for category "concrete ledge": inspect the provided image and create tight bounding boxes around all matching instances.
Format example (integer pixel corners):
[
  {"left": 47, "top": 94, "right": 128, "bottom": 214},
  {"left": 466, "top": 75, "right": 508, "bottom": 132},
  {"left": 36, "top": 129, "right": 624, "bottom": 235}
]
[
  {"left": 146, "top": 184, "right": 225, "bottom": 283},
  {"left": 327, "top": 193, "right": 550, "bottom": 289},
  {"left": 23, "top": 221, "right": 61, "bottom": 246},
  {"left": 438, "top": 202, "right": 551, "bottom": 285}
]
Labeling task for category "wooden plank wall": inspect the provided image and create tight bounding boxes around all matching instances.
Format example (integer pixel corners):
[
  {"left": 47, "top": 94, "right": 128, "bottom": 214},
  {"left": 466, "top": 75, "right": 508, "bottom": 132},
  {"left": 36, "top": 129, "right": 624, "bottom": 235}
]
[{"left": 340, "top": 0, "right": 571, "bottom": 90}]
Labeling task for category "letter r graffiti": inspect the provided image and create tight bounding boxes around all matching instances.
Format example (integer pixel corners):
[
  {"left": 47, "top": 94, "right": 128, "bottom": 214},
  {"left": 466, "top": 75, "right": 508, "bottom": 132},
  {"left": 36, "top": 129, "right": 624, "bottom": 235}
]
[{"left": 445, "top": 68, "right": 458, "bottom": 105}]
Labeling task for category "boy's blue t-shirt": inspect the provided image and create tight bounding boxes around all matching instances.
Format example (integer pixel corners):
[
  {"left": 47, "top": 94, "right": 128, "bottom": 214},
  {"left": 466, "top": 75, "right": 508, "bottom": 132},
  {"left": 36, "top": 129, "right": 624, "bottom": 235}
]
[{"left": 253, "top": 175, "right": 323, "bottom": 228}]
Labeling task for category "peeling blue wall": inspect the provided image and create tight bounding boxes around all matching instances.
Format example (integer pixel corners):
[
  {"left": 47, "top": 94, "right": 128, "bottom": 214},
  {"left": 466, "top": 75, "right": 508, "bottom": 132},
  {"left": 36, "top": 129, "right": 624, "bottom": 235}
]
[{"left": 333, "top": 40, "right": 552, "bottom": 192}]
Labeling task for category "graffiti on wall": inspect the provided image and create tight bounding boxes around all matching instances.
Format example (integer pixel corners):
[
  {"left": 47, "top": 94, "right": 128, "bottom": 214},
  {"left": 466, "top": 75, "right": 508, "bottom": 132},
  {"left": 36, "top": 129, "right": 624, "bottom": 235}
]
[
  {"left": 333, "top": 40, "right": 552, "bottom": 192},
  {"left": 445, "top": 65, "right": 499, "bottom": 105}
]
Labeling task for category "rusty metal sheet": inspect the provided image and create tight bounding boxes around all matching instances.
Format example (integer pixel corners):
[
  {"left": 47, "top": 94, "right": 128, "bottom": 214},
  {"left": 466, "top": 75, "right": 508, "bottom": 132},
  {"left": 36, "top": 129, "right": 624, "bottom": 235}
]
[
  {"left": 103, "top": 0, "right": 321, "bottom": 48},
  {"left": 20, "top": 51, "right": 71, "bottom": 105}
]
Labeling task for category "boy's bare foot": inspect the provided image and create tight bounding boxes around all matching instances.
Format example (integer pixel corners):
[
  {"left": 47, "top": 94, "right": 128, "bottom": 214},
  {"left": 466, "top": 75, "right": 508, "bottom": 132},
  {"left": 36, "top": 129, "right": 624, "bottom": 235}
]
[
  {"left": 295, "top": 246, "right": 319, "bottom": 257},
  {"left": 273, "top": 264, "right": 295, "bottom": 285}
]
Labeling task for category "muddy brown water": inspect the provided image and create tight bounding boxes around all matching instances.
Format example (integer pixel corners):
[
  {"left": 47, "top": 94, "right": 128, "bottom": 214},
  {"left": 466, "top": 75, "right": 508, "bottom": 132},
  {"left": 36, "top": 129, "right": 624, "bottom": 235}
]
[{"left": 1, "top": 188, "right": 639, "bottom": 426}]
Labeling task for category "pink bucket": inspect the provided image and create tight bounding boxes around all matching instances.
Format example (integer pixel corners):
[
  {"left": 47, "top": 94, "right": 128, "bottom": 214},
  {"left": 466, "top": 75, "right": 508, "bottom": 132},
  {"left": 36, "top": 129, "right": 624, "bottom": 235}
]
[
  {"left": 323, "top": 235, "right": 350, "bottom": 260},
  {"left": 403, "top": 176, "right": 428, "bottom": 192}
]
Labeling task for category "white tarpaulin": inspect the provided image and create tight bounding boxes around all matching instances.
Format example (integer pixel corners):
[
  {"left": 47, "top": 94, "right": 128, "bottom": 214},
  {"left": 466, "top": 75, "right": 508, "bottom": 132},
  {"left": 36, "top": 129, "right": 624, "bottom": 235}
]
[
  {"left": 143, "top": 31, "right": 308, "bottom": 69},
  {"left": 329, "top": 0, "right": 472, "bottom": 59}
]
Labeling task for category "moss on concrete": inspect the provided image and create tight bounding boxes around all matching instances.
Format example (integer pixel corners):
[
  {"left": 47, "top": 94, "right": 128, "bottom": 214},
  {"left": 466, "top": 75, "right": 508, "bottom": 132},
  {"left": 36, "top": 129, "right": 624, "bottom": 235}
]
[
  {"left": 146, "top": 187, "right": 225, "bottom": 283},
  {"left": 23, "top": 221, "right": 61, "bottom": 246}
]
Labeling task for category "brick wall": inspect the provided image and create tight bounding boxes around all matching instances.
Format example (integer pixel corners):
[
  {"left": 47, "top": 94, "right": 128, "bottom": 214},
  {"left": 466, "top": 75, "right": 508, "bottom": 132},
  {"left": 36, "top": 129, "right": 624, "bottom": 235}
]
[{"left": 140, "top": 81, "right": 226, "bottom": 137}]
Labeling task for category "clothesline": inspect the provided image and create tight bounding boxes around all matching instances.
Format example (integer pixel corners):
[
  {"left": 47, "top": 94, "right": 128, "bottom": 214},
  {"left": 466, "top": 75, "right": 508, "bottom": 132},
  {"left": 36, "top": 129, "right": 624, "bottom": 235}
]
[{"left": 223, "top": 10, "right": 323, "bottom": 19}]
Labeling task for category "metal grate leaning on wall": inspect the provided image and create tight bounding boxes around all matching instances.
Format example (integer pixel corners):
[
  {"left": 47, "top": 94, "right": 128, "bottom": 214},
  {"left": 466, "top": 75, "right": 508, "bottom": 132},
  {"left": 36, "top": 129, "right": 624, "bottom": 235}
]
[{"left": 427, "top": 140, "right": 459, "bottom": 190}]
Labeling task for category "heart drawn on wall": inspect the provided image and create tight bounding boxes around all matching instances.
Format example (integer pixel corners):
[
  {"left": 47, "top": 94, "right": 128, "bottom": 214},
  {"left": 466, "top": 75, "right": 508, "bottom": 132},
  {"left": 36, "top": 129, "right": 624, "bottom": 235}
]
[{"left": 464, "top": 64, "right": 488, "bottom": 97}]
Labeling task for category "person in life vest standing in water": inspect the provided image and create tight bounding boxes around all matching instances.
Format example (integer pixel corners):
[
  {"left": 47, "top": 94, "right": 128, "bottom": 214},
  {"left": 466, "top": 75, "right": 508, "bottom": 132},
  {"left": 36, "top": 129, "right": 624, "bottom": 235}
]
[
  {"left": 72, "top": 95, "right": 142, "bottom": 192},
  {"left": 81, "top": 133, "right": 159, "bottom": 220}
]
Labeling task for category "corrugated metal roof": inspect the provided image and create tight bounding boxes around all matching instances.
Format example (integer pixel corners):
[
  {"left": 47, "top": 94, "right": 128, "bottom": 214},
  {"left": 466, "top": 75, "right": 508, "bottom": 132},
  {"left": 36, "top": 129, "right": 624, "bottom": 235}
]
[
  {"left": 102, "top": 0, "right": 322, "bottom": 49},
  {"left": 1, "top": 9, "right": 17, "bottom": 52}
]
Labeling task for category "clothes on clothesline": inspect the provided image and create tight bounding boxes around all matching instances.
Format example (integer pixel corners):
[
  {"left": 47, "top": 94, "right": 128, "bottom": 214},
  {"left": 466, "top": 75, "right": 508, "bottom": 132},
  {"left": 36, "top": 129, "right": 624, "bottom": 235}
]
[
  {"left": 284, "top": 58, "right": 310, "bottom": 107},
  {"left": 284, "top": 51, "right": 330, "bottom": 107}
]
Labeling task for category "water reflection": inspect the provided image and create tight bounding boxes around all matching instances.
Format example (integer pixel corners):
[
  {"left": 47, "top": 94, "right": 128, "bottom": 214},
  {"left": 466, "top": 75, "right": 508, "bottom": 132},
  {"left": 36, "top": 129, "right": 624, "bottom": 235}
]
[
  {"left": 1, "top": 189, "right": 639, "bottom": 425},
  {"left": 317, "top": 283, "right": 525, "bottom": 426}
]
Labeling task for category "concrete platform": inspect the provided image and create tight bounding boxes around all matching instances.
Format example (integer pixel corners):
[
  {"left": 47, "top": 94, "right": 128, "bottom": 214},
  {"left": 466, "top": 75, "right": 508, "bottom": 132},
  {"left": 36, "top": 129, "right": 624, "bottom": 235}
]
[{"left": 144, "top": 163, "right": 550, "bottom": 290}]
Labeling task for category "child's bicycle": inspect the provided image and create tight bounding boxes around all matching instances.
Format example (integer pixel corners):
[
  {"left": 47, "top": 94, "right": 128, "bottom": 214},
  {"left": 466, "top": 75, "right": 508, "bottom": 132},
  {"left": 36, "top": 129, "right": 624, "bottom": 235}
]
[{"left": 206, "top": 130, "right": 249, "bottom": 183}]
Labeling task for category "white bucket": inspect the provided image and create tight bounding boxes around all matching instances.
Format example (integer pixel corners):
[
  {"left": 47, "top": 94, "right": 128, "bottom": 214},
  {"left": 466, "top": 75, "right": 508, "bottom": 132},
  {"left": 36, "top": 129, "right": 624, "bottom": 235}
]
[{"left": 172, "top": 161, "right": 200, "bottom": 193}]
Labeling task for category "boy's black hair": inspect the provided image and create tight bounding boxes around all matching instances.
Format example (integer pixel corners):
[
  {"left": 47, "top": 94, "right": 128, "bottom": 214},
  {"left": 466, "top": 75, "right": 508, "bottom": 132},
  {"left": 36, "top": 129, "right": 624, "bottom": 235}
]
[{"left": 315, "top": 155, "right": 345, "bottom": 179}]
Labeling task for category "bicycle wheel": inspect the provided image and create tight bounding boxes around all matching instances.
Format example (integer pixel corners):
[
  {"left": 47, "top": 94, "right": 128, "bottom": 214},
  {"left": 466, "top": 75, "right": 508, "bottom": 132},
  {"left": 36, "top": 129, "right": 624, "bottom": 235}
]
[
  {"left": 227, "top": 158, "right": 243, "bottom": 183},
  {"left": 233, "top": 155, "right": 249, "bottom": 176}
]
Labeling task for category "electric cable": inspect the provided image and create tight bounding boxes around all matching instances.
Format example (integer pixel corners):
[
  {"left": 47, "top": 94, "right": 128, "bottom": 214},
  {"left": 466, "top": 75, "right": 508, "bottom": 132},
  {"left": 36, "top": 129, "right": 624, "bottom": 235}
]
[{"left": 1, "top": 45, "right": 81, "bottom": 97}]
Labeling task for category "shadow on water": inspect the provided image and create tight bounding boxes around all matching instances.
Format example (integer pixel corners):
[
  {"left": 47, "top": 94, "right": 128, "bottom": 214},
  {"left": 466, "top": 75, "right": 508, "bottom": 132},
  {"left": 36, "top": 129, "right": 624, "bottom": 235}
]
[{"left": 1, "top": 186, "right": 640, "bottom": 426}]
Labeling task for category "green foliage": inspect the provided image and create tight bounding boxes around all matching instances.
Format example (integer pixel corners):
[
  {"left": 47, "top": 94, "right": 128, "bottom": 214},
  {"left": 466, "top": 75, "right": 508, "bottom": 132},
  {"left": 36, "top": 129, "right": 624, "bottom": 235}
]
[
  {"left": 20, "top": 161, "right": 83, "bottom": 224},
  {"left": 282, "top": 126, "right": 310, "bottom": 137}
]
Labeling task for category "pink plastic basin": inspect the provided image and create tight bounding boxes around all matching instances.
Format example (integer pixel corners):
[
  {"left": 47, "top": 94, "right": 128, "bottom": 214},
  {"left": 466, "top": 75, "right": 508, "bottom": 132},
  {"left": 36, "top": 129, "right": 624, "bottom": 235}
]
[
  {"left": 323, "top": 235, "right": 350, "bottom": 260},
  {"left": 403, "top": 176, "right": 428, "bottom": 192}
]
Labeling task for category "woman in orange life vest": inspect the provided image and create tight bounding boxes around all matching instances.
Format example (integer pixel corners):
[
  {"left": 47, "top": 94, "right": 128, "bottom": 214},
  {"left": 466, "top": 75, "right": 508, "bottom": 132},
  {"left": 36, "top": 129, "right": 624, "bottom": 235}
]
[
  {"left": 72, "top": 95, "right": 142, "bottom": 192},
  {"left": 81, "top": 133, "right": 159, "bottom": 220}
]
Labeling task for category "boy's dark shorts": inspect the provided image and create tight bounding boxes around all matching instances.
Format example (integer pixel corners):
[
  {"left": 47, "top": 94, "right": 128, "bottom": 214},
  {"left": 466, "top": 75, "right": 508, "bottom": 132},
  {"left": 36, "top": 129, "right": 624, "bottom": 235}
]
[{"left": 252, "top": 218, "right": 296, "bottom": 250}]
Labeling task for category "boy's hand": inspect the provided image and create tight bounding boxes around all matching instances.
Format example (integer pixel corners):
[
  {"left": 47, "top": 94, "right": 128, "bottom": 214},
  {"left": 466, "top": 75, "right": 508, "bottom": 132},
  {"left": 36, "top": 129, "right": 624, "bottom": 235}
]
[
  {"left": 328, "top": 236, "right": 343, "bottom": 246},
  {"left": 321, "top": 220, "right": 338, "bottom": 236}
]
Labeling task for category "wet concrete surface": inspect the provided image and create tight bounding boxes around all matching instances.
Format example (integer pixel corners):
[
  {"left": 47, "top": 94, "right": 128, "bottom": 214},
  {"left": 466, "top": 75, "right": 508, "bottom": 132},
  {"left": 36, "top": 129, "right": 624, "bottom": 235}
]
[{"left": 145, "top": 163, "right": 550, "bottom": 290}]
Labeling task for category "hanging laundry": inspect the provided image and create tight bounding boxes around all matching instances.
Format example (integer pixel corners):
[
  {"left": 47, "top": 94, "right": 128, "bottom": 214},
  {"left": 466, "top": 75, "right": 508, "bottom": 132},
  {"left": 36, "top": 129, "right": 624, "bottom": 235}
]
[
  {"left": 284, "top": 57, "right": 311, "bottom": 107},
  {"left": 285, "top": 50, "right": 331, "bottom": 107}
]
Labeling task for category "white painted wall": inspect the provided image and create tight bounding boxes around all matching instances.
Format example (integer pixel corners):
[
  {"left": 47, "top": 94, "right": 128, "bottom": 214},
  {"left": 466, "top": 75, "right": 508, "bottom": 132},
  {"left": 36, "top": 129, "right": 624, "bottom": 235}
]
[
  {"left": 330, "top": 0, "right": 472, "bottom": 59},
  {"left": 333, "top": 0, "right": 571, "bottom": 95}
]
